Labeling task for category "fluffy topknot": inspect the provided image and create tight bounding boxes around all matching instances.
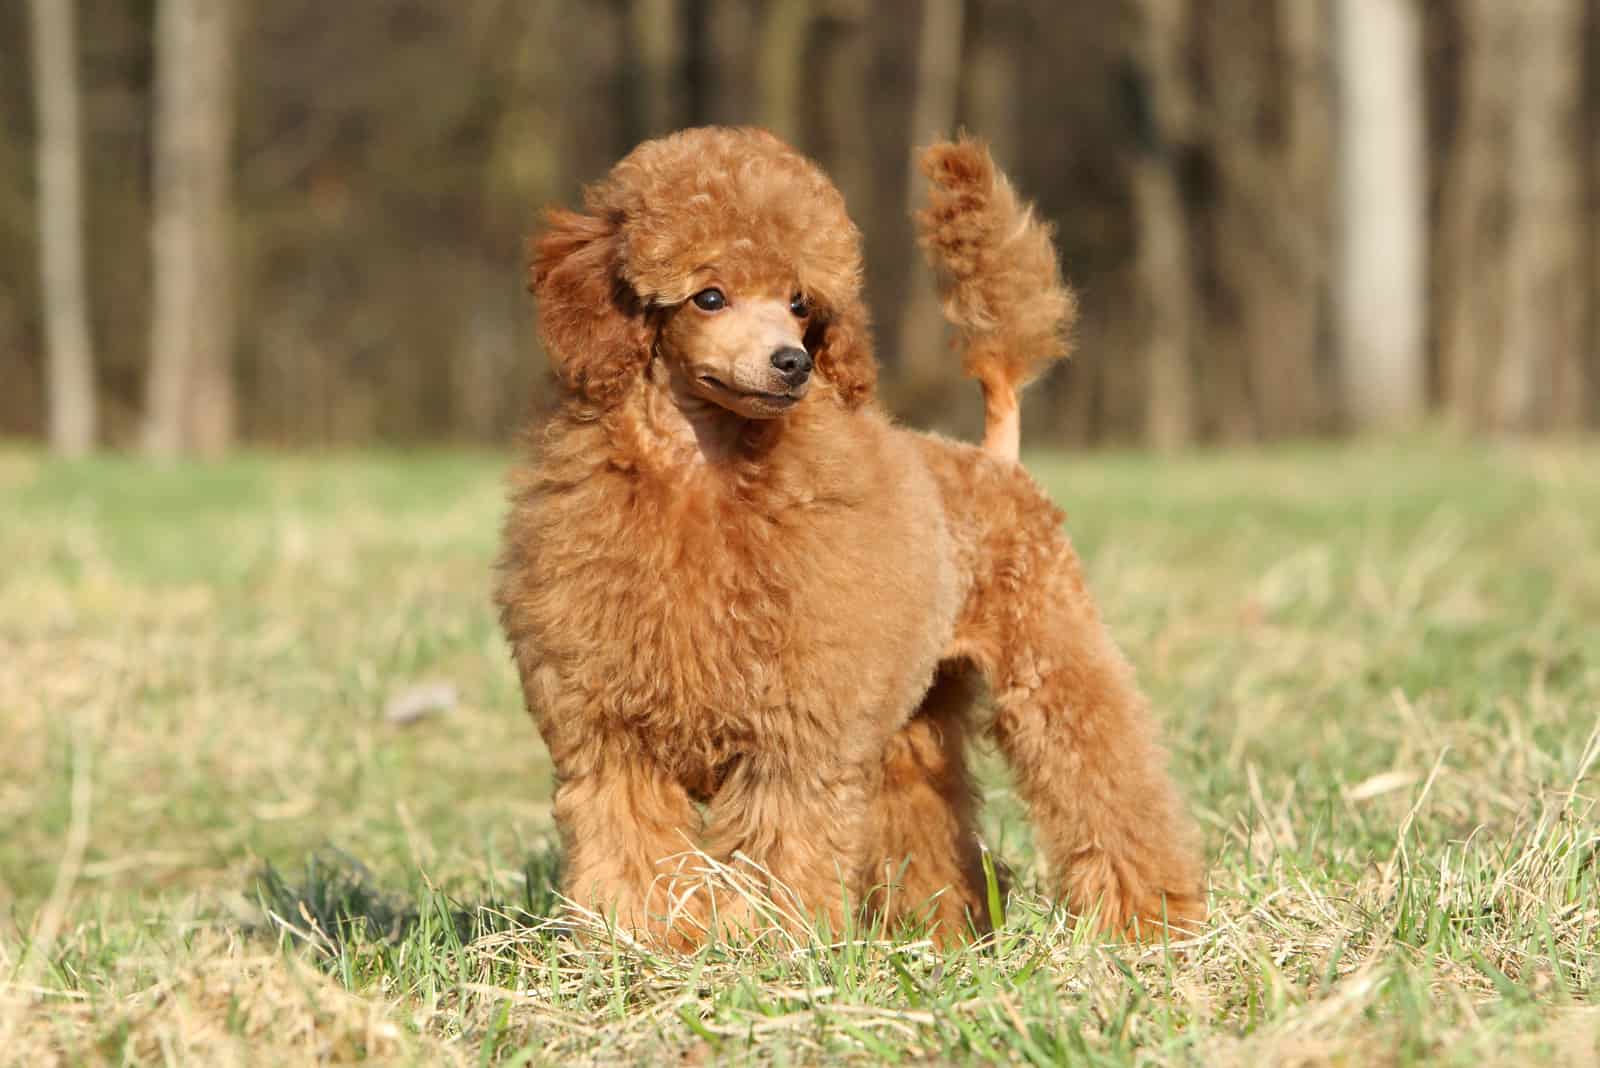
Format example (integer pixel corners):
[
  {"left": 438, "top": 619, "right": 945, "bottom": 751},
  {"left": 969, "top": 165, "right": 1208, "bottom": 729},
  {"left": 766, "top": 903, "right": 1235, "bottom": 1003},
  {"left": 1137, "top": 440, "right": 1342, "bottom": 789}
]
[
  {"left": 530, "top": 127, "right": 878, "bottom": 409},
  {"left": 592, "top": 127, "right": 864, "bottom": 316}
]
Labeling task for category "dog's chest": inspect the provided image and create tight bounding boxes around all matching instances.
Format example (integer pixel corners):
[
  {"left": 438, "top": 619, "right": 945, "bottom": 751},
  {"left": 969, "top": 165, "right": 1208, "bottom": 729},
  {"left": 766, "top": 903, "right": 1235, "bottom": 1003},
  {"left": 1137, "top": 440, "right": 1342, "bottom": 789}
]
[{"left": 521, "top": 463, "right": 956, "bottom": 784}]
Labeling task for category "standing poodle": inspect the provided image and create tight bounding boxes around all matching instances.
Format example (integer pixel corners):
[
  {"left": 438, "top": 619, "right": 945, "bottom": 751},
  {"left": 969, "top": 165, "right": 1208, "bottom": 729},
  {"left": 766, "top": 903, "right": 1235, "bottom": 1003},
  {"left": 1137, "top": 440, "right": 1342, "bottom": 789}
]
[{"left": 496, "top": 127, "right": 1204, "bottom": 947}]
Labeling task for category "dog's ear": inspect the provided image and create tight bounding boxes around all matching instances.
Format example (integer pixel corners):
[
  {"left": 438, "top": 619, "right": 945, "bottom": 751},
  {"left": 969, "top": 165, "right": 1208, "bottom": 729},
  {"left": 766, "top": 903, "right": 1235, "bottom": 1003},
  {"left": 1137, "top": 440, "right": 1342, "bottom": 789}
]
[
  {"left": 528, "top": 209, "right": 650, "bottom": 406},
  {"left": 808, "top": 299, "right": 877, "bottom": 409}
]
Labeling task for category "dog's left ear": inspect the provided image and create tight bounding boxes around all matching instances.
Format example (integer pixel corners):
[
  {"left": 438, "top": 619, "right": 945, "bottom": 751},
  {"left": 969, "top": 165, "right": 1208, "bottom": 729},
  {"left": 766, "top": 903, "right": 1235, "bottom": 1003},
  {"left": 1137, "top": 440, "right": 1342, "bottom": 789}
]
[
  {"left": 528, "top": 209, "right": 651, "bottom": 406},
  {"left": 808, "top": 299, "right": 878, "bottom": 409}
]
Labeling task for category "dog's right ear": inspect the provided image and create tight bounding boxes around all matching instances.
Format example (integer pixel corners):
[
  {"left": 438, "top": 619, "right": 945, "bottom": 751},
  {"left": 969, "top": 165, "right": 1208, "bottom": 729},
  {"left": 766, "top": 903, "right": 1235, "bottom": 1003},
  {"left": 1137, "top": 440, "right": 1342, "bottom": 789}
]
[{"left": 528, "top": 209, "right": 650, "bottom": 406}]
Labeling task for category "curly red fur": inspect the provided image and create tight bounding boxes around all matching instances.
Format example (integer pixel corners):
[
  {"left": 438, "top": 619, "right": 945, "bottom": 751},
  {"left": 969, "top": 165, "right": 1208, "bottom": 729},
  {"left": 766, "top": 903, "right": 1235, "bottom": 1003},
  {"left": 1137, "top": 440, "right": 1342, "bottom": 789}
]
[{"left": 497, "top": 127, "right": 1204, "bottom": 949}]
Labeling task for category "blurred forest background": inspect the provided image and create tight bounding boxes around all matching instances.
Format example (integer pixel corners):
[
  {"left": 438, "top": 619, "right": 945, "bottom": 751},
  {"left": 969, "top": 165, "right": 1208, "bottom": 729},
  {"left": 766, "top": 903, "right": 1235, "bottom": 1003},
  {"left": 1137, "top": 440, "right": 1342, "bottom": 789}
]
[{"left": 4, "top": 0, "right": 1600, "bottom": 454}]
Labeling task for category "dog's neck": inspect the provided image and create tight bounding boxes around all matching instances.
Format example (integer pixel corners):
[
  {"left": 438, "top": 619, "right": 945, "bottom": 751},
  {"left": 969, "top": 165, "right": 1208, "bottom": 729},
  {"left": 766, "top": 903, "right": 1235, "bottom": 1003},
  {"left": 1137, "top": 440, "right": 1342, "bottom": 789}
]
[{"left": 632, "top": 358, "right": 782, "bottom": 469}]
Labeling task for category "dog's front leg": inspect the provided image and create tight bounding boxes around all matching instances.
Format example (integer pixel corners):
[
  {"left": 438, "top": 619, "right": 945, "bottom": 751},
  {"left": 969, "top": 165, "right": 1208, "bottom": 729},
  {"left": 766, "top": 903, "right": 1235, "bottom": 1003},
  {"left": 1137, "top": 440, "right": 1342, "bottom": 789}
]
[
  {"left": 551, "top": 750, "right": 707, "bottom": 949},
  {"left": 695, "top": 753, "right": 876, "bottom": 943}
]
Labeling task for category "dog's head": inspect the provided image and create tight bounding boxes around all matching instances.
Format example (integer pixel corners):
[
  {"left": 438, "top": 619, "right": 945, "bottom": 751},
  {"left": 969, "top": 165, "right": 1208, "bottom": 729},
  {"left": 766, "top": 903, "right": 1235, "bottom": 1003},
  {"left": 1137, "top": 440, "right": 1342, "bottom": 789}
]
[{"left": 529, "top": 127, "right": 877, "bottom": 417}]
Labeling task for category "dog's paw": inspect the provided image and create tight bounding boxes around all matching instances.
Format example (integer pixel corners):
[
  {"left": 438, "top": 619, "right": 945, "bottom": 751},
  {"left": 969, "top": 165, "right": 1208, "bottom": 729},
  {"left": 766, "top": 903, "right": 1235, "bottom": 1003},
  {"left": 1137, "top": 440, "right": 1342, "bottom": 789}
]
[{"left": 1063, "top": 851, "right": 1207, "bottom": 941}]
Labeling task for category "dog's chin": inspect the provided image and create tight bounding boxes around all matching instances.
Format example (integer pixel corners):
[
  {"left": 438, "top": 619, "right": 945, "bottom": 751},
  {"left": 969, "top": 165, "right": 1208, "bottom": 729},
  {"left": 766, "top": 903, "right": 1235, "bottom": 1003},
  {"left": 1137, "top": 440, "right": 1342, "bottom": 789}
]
[{"left": 692, "top": 376, "right": 809, "bottom": 420}]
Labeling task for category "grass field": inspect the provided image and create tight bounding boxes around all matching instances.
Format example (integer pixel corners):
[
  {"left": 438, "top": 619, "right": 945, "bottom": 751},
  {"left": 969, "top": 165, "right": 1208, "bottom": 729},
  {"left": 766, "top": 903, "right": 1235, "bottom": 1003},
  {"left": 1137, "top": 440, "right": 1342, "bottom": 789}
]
[{"left": 2, "top": 434, "right": 1597, "bottom": 1065}]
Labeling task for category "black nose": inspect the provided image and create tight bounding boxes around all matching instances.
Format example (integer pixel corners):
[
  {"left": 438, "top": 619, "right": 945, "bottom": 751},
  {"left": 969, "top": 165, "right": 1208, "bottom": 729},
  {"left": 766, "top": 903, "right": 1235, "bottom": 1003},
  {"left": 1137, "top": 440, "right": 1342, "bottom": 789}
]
[{"left": 770, "top": 346, "right": 812, "bottom": 384}]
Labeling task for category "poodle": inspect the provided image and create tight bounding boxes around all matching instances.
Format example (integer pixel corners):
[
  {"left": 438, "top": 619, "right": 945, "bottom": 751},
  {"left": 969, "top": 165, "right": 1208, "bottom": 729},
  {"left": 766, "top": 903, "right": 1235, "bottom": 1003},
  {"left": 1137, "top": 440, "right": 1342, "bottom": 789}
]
[{"left": 496, "top": 127, "right": 1204, "bottom": 947}]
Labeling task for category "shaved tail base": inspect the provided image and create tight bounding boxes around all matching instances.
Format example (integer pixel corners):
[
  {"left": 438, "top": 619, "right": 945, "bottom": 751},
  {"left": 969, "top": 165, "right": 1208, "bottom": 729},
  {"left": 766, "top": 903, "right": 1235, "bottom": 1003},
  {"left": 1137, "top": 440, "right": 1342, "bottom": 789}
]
[{"left": 981, "top": 378, "right": 1020, "bottom": 462}]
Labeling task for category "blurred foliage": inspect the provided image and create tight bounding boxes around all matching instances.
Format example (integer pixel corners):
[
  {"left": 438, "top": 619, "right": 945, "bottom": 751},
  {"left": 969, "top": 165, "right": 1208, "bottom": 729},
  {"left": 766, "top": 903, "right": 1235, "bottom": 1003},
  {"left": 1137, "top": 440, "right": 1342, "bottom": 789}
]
[{"left": 2, "top": 1, "right": 1598, "bottom": 446}]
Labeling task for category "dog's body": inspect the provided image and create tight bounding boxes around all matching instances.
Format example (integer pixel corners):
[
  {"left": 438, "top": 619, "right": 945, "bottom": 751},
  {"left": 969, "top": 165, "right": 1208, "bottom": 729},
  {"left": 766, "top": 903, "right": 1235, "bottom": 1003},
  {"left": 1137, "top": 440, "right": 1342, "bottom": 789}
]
[{"left": 497, "top": 128, "right": 1204, "bottom": 946}]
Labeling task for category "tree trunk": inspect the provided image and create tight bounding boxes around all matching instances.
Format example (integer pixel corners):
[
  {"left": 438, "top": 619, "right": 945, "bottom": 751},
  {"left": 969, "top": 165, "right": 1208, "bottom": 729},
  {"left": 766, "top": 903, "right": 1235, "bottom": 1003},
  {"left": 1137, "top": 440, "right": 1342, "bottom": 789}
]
[
  {"left": 804, "top": 1, "right": 875, "bottom": 220},
  {"left": 961, "top": 0, "right": 1020, "bottom": 166},
  {"left": 704, "top": 0, "right": 760, "bottom": 123},
  {"left": 1591, "top": 0, "right": 1600, "bottom": 426},
  {"left": 1335, "top": 0, "right": 1427, "bottom": 427},
  {"left": 28, "top": 0, "right": 97, "bottom": 456},
  {"left": 145, "top": 0, "right": 237, "bottom": 458},
  {"left": 1129, "top": 0, "right": 1196, "bottom": 450},
  {"left": 1274, "top": 0, "right": 1335, "bottom": 435},
  {"left": 758, "top": 0, "right": 813, "bottom": 141},
  {"left": 1437, "top": 0, "right": 1513, "bottom": 429},
  {"left": 1196, "top": 0, "right": 1274, "bottom": 442},
  {"left": 632, "top": 0, "right": 686, "bottom": 137},
  {"left": 898, "top": 0, "right": 965, "bottom": 386},
  {"left": 1498, "top": 0, "right": 1586, "bottom": 431}
]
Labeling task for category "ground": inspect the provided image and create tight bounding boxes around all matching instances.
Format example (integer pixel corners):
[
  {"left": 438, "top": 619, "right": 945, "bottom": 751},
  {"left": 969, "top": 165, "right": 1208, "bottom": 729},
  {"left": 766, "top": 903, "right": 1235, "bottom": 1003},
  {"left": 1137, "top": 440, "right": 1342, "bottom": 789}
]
[{"left": 1, "top": 433, "right": 1596, "bottom": 1066}]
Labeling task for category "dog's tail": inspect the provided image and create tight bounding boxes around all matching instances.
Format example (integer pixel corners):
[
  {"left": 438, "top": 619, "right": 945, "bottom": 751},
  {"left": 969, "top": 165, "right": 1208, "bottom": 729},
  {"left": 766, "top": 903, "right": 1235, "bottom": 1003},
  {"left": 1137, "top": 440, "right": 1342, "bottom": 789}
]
[{"left": 916, "top": 137, "right": 1076, "bottom": 462}]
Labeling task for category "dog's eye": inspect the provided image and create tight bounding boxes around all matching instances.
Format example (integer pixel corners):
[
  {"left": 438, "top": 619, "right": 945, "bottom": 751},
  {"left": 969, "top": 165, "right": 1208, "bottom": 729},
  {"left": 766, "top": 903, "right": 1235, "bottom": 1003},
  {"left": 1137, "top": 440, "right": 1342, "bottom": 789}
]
[
  {"left": 789, "top": 293, "right": 809, "bottom": 318},
  {"left": 691, "top": 288, "right": 726, "bottom": 312}
]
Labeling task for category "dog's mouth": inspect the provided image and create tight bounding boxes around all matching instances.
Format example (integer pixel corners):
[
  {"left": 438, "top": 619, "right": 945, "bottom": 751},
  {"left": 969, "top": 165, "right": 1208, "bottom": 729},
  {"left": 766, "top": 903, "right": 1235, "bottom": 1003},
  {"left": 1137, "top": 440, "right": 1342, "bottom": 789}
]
[{"left": 696, "top": 375, "right": 804, "bottom": 410}]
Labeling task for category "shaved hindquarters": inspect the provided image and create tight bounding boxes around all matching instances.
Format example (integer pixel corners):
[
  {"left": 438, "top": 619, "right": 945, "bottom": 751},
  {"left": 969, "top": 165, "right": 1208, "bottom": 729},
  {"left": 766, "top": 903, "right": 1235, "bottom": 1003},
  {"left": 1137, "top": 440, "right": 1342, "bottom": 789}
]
[
  {"left": 918, "top": 439, "right": 1205, "bottom": 939},
  {"left": 970, "top": 532, "right": 1205, "bottom": 936}
]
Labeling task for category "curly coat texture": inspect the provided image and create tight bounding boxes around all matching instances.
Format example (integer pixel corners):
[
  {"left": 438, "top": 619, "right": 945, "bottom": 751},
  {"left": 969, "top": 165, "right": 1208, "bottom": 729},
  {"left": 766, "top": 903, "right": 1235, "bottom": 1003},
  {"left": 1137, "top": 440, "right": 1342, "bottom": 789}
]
[{"left": 496, "top": 127, "right": 1204, "bottom": 947}]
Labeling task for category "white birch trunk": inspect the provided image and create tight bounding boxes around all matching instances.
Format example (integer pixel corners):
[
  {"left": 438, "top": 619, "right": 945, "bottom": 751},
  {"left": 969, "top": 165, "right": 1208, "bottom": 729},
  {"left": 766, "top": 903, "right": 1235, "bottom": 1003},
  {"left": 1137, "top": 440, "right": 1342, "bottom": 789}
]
[
  {"left": 1335, "top": 0, "right": 1426, "bottom": 427},
  {"left": 28, "top": 0, "right": 97, "bottom": 456}
]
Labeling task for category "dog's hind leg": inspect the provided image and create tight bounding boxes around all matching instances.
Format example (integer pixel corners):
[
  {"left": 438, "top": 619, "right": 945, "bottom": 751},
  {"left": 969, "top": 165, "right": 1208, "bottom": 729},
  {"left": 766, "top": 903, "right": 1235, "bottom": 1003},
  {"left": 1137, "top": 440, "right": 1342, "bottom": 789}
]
[
  {"left": 954, "top": 505, "right": 1206, "bottom": 938},
  {"left": 864, "top": 663, "right": 992, "bottom": 944}
]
